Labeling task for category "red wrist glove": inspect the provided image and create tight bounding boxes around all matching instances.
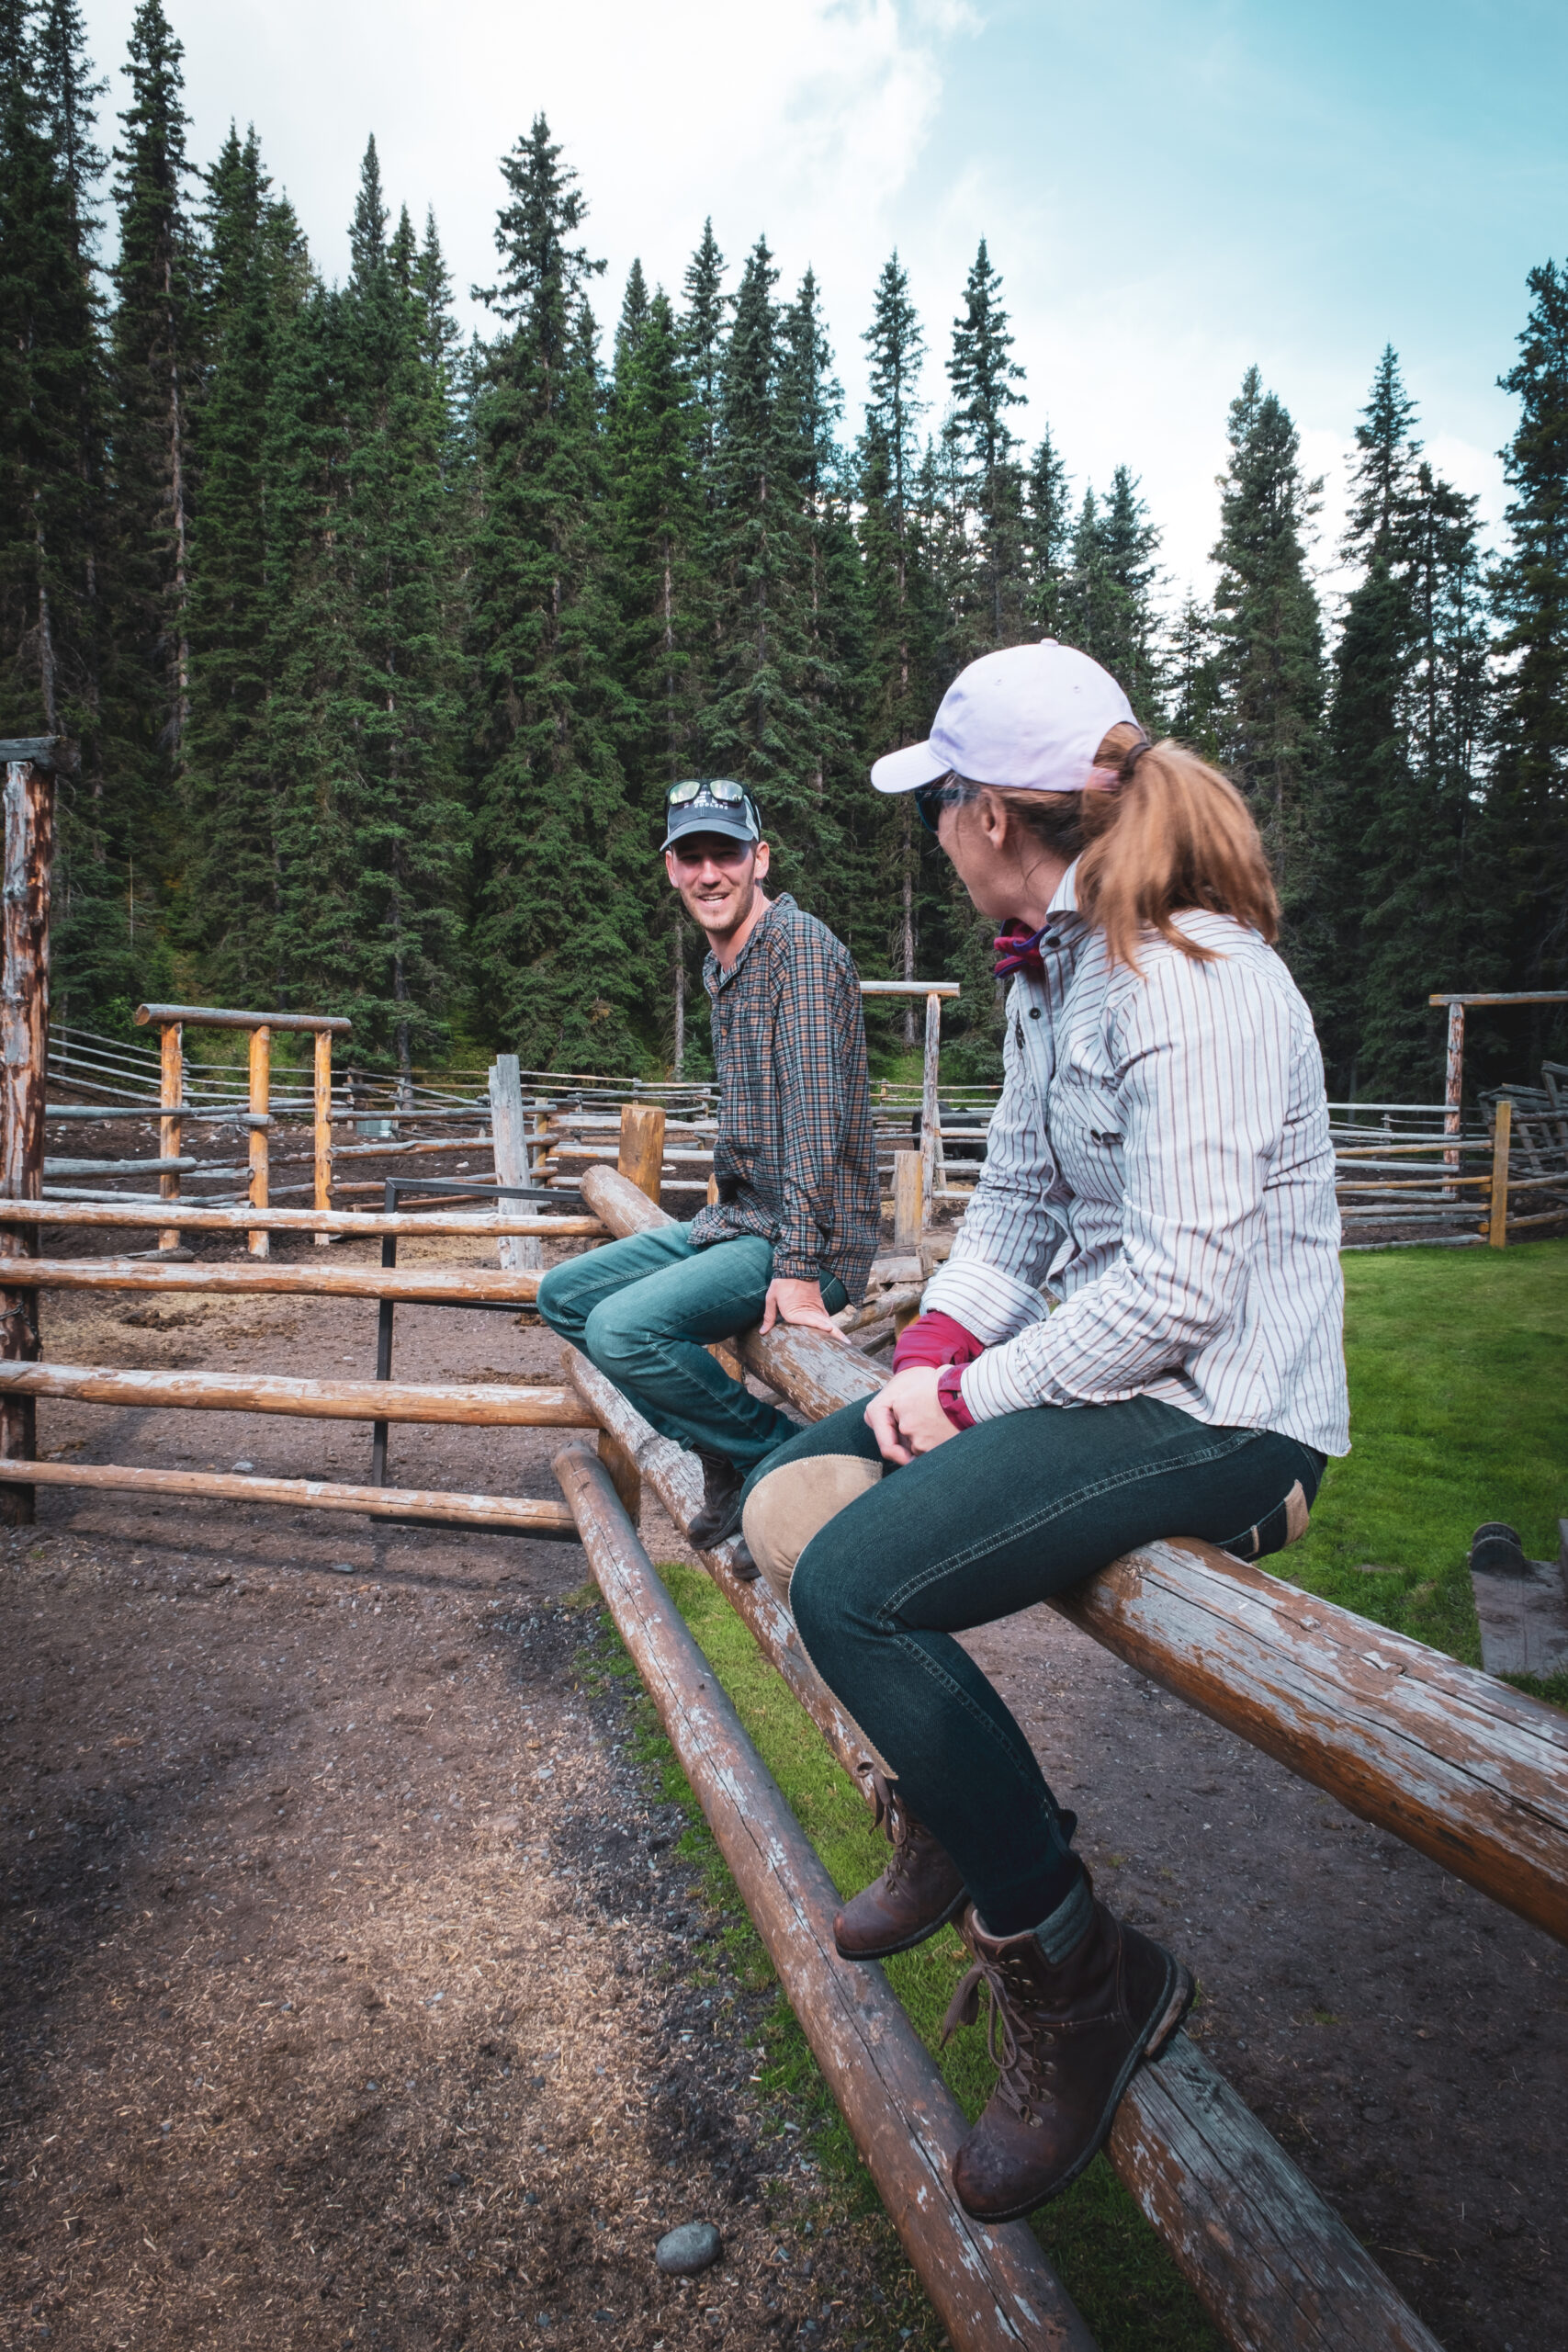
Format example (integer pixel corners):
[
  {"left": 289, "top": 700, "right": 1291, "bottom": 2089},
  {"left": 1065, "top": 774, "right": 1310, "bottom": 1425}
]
[
  {"left": 936, "top": 1364, "right": 975, "bottom": 1430},
  {"left": 892, "top": 1309, "right": 985, "bottom": 1375}
]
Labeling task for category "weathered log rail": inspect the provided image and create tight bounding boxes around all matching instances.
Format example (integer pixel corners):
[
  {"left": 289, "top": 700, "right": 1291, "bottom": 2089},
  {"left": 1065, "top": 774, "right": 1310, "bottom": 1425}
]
[
  {"left": 554, "top": 1442, "right": 1095, "bottom": 2352},
  {"left": 0, "top": 1256, "right": 545, "bottom": 1306},
  {"left": 0, "top": 1362, "right": 594, "bottom": 1426},
  {"left": 558, "top": 1335, "right": 1446, "bottom": 2349},
  {"left": 0, "top": 1199, "right": 602, "bottom": 1240},
  {"left": 0, "top": 1455, "right": 580, "bottom": 1538}
]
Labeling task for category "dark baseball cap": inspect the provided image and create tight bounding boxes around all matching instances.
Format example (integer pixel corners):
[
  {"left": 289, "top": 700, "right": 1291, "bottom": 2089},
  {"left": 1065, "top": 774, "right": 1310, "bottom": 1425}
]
[{"left": 661, "top": 777, "right": 762, "bottom": 853}]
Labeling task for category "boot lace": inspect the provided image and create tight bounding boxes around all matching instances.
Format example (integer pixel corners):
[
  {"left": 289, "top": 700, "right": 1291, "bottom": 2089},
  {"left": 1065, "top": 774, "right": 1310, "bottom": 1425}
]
[
  {"left": 865, "top": 1770, "right": 920, "bottom": 1890},
  {"left": 940, "top": 1950, "right": 1055, "bottom": 2127}
]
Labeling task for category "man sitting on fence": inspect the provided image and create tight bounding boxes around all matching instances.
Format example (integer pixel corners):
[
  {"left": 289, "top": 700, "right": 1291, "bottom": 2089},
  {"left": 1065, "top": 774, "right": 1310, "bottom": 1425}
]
[{"left": 537, "top": 780, "right": 880, "bottom": 1552}]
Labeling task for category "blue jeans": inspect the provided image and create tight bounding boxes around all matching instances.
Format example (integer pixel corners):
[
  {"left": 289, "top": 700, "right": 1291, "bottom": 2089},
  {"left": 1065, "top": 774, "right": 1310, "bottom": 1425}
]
[
  {"left": 742, "top": 1395, "right": 1324, "bottom": 1933},
  {"left": 536, "top": 1224, "right": 847, "bottom": 1468}
]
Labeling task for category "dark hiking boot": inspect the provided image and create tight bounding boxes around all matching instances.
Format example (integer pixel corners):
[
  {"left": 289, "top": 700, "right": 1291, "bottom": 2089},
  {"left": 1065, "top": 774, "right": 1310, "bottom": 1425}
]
[
  {"left": 688, "top": 1449, "right": 745, "bottom": 1550},
  {"left": 833, "top": 1773, "right": 966, "bottom": 1960},
  {"left": 942, "top": 1884, "right": 1193, "bottom": 2220},
  {"left": 728, "top": 1533, "right": 760, "bottom": 1581}
]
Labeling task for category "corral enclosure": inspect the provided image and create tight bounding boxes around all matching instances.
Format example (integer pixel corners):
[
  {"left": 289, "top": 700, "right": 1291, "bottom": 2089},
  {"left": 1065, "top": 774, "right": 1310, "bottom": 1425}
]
[
  {"left": 3, "top": 1228, "right": 1566, "bottom": 2352},
  {"left": 2, "top": 740, "right": 1565, "bottom": 2349}
]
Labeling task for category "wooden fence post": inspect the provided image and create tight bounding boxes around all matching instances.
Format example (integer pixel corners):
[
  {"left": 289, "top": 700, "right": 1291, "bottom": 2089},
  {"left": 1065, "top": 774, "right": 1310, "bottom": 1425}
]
[
  {"left": 892, "top": 1148, "right": 923, "bottom": 1250},
  {"left": 1489, "top": 1098, "right": 1512, "bottom": 1250},
  {"left": 247, "top": 1024, "right": 270, "bottom": 1258},
  {"left": 158, "top": 1020, "right": 183, "bottom": 1253},
  {"left": 489, "top": 1054, "right": 539, "bottom": 1272},
  {"left": 618, "top": 1102, "right": 666, "bottom": 1204},
  {"left": 312, "top": 1029, "right": 333, "bottom": 1244},
  {"left": 1443, "top": 999, "right": 1465, "bottom": 1194},
  {"left": 0, "top": 738, "right": 66, "bottom": 1525},
  {"left": 920, "top": 987, "right": 944, "bottom": 1210}
]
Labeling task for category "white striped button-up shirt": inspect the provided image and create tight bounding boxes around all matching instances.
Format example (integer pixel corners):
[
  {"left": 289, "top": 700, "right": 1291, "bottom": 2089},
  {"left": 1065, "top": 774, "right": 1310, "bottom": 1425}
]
[{"left": 923, "top": 865, "right": 1349, "bottom": 1455}]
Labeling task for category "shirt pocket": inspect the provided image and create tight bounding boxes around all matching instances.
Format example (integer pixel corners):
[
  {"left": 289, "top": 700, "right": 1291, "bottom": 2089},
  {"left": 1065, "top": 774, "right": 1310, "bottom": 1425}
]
[{"left": 1047, "top": 1061, "right": 1125, "bottom": 1195}]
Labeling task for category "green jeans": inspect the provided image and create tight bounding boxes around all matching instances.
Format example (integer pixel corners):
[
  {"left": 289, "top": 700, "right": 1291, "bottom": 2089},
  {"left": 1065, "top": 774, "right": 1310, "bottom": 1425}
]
[
  {"left": 742, "top": 1394, "right": 1325, "bottom": 1933},
  {"left": 536, "top": 1223, "right": 847, "bottom": 1468}
]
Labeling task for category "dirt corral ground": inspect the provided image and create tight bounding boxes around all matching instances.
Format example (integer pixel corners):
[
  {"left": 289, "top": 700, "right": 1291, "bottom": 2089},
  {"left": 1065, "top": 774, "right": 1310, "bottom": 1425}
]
[{"left": 3, "top": 1230, "right": 1565, "bottom": 2352}]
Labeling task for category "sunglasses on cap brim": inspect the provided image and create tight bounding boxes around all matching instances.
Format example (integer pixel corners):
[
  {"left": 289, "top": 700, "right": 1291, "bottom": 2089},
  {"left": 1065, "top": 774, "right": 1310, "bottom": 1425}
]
[{"left": 667, "top": 778, "right": 755, "bottom": 813}]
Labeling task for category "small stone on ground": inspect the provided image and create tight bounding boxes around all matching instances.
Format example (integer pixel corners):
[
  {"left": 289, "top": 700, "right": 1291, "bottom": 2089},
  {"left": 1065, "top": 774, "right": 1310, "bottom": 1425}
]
[{"left": 655, "top": 2220, "right": 723, "bottom": 2276}]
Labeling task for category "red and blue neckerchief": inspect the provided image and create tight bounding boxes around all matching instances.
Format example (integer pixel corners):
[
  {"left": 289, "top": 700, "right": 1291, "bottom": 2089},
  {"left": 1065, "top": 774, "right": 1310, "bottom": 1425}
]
[{"left": 993, "top": 921, "right": 1048, "bottom": 979}]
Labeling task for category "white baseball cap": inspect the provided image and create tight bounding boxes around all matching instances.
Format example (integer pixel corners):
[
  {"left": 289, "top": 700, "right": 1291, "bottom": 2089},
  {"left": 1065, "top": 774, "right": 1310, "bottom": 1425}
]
[{"left": 870, "top": 640, "right": 1137, "bottom": 797}]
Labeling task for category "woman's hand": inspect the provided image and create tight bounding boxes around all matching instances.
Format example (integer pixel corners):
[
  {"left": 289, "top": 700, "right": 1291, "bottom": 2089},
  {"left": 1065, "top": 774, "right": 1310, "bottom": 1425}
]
[{"left": 864, "top": 1365, "right": 963, "bottom": 1465}]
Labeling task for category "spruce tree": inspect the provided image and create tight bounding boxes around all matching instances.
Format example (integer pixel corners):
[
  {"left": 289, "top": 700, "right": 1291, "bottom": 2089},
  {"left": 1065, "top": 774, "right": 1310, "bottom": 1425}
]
[
  {"left": 1056, "top": 469, "right": 1162, "bottom": 711},
  {"left": 323, "top": 158, "right": 468, "bottom": 1080},
  {"left": 1167, "top": 594, "right": 1224, "bottom": 758},
  {"left": 0, "top": 0, "right": 96, "bottom": 737},
  {"left": 0, "top": 0, "right": 120, "bottom": 1013},
  {"left": 779, "top": 265, "right": 860, "bottom": 900},
  {"left": 1490, "top": 259, "right": 1568, "bottom": 1058},
  {"left": 1315, "top": 349, "right": 1423, "bottom": 1086},
  {"left": 108, "top": 0, "right": 203, "bottom": 782},
  {"left": 183, "top": 125, "right": 303, "bottom": 1001},
  {"left": 1358, "top": 460, "right": 1495, "bottom": 1092},
  {"left": 943, "top": 238, "right": 1027, "bottom": 658},
  {"left": 1022, "top": 424, "right": 1070, "bottom": 635},
  {"left": 1211, "top": 366, "right": 1325, "bottom": 933},
  {"left": 857, "top": 252, "right": 941, "bottom": 1032},
  {"left": 468, "top": 115, "right": 646, "bottom": 1071},
  {"left": 698, "top": 238, "right": 821, "bottom": 877},
  {"left": 680, "top": 218, "right": 728, "bottom": 511},
  {"left": 607, "top": 267, "right": 704, "bottom": 1064}
]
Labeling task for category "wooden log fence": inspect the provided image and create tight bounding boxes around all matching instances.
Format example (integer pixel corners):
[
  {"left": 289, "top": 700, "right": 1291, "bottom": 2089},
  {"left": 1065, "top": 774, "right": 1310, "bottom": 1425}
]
[
  {"left": 0, "top": 1201, "right": 602, "bottom": 1239},
  {"left": 133, "top": 1001, "right": 354, "bottom": 1259},
  {"left": 0, "top": 1257, "right": 545, "bottom": 1306},
  {"left": 0, "top": 1456, "right": 580, "bottom": 1538},
  {"left": 556, "top": 1320, "right": 1447, "bottom": 2351},
  {"left": 553, "top": 1439, "right": 1097, "bottom": 2352},
  {"left": 0, "top": 1362, "right": 594, "bottom": 1426}
]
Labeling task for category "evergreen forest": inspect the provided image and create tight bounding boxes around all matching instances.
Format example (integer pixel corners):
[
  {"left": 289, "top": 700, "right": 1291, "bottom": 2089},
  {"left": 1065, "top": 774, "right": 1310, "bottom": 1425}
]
[{"left": 3, "top": 0, "right": 1565, "bottom": 1097}]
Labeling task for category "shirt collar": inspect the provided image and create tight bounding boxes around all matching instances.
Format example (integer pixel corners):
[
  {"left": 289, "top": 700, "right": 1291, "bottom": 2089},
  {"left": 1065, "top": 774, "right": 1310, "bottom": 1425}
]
[{"left": 992, "top": 863, "right": 1083, "bottom": 979}]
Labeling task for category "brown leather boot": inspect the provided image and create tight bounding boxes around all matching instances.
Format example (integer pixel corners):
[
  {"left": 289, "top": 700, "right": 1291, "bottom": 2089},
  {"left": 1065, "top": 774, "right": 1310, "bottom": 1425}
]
[
  {"left": 833, "top": 1774, "right": 966, "bottom": 1960},
  {"left": 942, "top": 1885, "right": 1192, "bottom": 2220}
]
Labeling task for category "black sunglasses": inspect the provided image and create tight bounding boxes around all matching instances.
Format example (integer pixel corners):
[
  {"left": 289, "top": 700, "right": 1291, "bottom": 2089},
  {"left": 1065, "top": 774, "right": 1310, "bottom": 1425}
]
[{"left": 914, "top": 779, "right": 958, "bottom": 837}]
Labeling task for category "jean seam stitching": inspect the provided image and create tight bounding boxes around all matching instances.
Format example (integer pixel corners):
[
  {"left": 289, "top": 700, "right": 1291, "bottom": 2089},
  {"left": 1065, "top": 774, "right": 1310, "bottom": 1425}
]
[
  {"left": 874, "top": 1429, "right": 1264, "bottom": 1608},
  {"left": 886, "top": 1632, "right": 1052, "bottom": 1792}
]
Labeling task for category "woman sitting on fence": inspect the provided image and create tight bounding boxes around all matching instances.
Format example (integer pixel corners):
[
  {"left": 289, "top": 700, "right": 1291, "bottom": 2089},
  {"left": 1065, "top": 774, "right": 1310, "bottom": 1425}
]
[{"left": 739, "top": 639, "right": 1348, "bottom": 2222}]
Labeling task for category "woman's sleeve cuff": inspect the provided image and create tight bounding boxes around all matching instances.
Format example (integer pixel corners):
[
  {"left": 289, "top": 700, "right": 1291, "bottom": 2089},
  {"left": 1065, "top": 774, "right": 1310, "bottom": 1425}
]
[{"left": 937, "top": 1364, "right": 976, "bottom": 1430}]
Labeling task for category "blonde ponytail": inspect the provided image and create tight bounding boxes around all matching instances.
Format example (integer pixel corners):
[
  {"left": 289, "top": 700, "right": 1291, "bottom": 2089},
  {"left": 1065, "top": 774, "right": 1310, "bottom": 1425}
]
[
  {"left": 976, "top": 723, "right": 1277, "bottom": 972},
  {"left": 1075, "top": 725, "right": 1278, "bottom": 970}
]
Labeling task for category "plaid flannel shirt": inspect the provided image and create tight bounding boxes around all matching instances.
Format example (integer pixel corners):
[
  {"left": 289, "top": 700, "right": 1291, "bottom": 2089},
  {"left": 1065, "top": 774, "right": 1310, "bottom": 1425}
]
[{"left": 688, "top": 894, "right": 880, "bottom": 1301}]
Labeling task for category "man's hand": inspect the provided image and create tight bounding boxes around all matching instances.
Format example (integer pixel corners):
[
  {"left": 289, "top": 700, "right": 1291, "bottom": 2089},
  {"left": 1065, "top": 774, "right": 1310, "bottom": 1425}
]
[
  {"left": 759, "top": 1275, "right": 841, "bottom": 1337},
  {"left": 864, "top": 1365, "right": 963, "bottom": 1465}
]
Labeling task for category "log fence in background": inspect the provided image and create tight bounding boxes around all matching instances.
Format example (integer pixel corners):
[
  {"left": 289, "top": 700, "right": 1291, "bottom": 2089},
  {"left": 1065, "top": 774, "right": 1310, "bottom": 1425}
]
[{"left": 134, "top": 1001, "right": 353, "bottom": 1253}]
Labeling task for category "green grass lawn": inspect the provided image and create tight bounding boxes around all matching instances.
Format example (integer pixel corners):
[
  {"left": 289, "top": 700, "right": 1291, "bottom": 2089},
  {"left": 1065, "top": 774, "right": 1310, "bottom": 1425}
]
[
  {"left": 1291, "top": 1238, "right": 1568, "bottom": 1699},
  {"left": 580, "top": 1238, "right": 1567, "bottom": 2348}
]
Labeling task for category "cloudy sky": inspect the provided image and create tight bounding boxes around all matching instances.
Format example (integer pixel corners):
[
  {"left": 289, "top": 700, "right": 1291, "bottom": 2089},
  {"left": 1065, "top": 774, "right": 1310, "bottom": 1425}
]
[{"left": 81, "top": 0, "right": 1568, "bottom": 606}]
